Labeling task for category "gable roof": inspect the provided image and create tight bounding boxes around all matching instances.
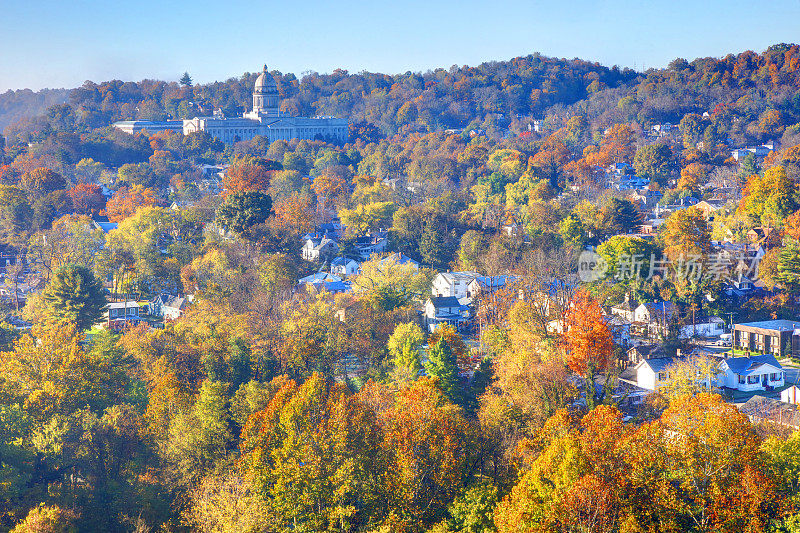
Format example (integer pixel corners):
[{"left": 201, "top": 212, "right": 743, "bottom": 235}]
[
  {"left": 470, "top": 275, "right": 518, "bottom": 289},
  {"left": 299, "top": 272, "right": 342, "bottom": 284},
  {"left": 437, "top": 271, "right": 480, "bottom": 284},
  {"left": 635, "top": 356, "right": 680, "bottom": 373},
  {"left": 628, "top": 344, "right": 666, "bottom": 359},
  {"left": 637, "top": 301, "right": 676, "bottom": 318},
  {"left": 612, "top": 298, "right": 639, "bottom": 313},
  {"left": 722, "top": 354, "right": 783, "bottom": 376},
  {"left": 379, "top": 252, "right": 419, "bottom": 267},
  {"left": 331, "top": 256, "right": 358, "bottom": 267},
  {"left": 429, "top": 296, "right": 461, "bottom": 309}
]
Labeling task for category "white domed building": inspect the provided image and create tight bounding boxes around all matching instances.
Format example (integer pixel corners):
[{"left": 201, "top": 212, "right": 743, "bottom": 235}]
[{"left": 182, "top": 65, "right": 348, "bottom": 144}]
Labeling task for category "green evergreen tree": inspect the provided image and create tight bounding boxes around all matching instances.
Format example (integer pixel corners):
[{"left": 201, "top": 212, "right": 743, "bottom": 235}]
[
  {"left": 777, "top": 237, "right": 800, "bottom": 294},
  {"left": 179, "top": 71, "right": 193, "bottom": 87},
  {"left": 425, "top": 336, "right": 461, "bottom": 404},
  {"left": 419, "top": 220, "right": 448, "bottom": 269},
  {"left": 464, "top": 356, "right": 493, "bottom": 415},
  {"left": 41, "top": 264, "right": 107, "bottom": 330}
]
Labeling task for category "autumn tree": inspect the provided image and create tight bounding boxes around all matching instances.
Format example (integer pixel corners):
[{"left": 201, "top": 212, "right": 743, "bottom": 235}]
[
  {"left": 271, "top": 193, "right": 314, "bottom": 235},
  {"left": 67, "top": 182, "right": 107, "bottom": 215},
  {"left": 28, "top": 214, "right": 105, "bottom": 278},
  {"left": 562, "top": 290, "right": 614, "bottom": 410},
  {"left": 740, "top": 166, "right": 798, "bottom": 225},
  {"left": 678, "top": 162, "right": 709, "bottom": 191},
  {"left": 658, "top": 206, "right": 712, "bottom": 262},
  {"left": 240, "top": 374, "right": 382, "bottom": 531},
  {"left": 18, "top": 167, "right": 66, "bottom": 199},
  {"left": 339, "top": 201, "right": 396, "bottom": 235},
  {"left": 360, "top": 377, "right": 469, "bottom": 527},
  {"left": 312, "top": 169, "right": 349, "bottom": 211},
  {"left": 222, "top": 156, "right": 279, "bottom": 194},
  {"left": 388, "top": 322, "right": 424, "bottom": 381},
  {"left": 105, "top": 184, "right": 160, "bottom": 223}
]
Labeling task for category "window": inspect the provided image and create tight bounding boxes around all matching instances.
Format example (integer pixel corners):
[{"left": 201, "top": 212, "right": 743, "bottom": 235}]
[
  {"left": 738, "top": 375, "right": 745, "bottom": 384},
  {"left": 658, "top": 372, "right": 668, "bottom": 381},
  {"left": 748, "top": 375, "right": 759, "bottom": 384}
]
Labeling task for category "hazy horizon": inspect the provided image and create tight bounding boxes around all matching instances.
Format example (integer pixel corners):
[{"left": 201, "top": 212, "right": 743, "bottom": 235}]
[{"left": 2, "top": 0, "right": 799, "bottom": 93}]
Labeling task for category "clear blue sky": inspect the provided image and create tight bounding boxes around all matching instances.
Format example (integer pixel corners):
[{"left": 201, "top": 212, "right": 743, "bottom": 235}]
[{"left": 2, "top": 0, "right": 799, "bottom": 92}]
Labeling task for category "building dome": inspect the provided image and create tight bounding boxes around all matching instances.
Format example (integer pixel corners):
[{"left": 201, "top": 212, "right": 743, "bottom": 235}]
[{"left": 254, "top": 64, "right": 277, "bottom": 93}]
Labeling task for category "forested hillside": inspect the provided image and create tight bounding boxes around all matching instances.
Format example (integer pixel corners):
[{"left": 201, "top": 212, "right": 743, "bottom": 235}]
[{"left": 1, "top": 43, "right": 800, "bottom": 532}]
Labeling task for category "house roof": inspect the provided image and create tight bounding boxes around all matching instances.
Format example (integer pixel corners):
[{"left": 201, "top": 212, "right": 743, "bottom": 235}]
[
  {"left": 93, "top": 221, "right": 118, "bottom": 233},
  {"left": 612, "top": 299, "right": 638, "bottom": 312},
  {"left": 379, "top": 252, "right": 419, "bottom": 267},
  {"left": 331, "top": 256, "right": 357, "bottom": 267},
  {"left": 437, "top": 271, "right": 480, "bottom": 283},
  {"left": 108, "top": 301, "right": 140, "bottom": 309},
  {"left": 639, "top": 301, "right": 675, "bottom": 316},
  {"left": 471, "top": 275, "right": 518, "bottom": 289},
  {"left": 160, "top": 295, "right": 187, "bottom": 310},
  {"left": 299, "top": 272, "right": 342, "bottom": 284},
  {"left": 307, "top": 280, "right": 351, "bottom": 293},
  {"left": 735, "top": 320, "right": 800, "bottom": 332},
  {"left": 429, "top": 296, "right": 461, "bottom": 309},
  {"left": 628, "top": 344, "right": 666, "bottom": 359},
  {"left": 305, "top": 236, "right": 337, "bottom": 250},
  {"left": 636, "top": 356, "right": 679, "bottom": 373},
  {"left": 722, "top": 354, "right": 783, "bottom": 376},
  {"left": 739, "top": 395, "right": 800, "bottom": 428}
]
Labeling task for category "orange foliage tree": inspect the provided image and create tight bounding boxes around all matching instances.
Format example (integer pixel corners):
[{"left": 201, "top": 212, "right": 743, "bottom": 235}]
[
  {"left": 67, "top": 182, "right": 107, "bottom": 215},
  {"left": 239, "top": 373, "right": 382, "bottom": 531},
  {"left": 105, "top": 184, "right": 160, "bottom": 222},
  {"left": 272, "top": 193, "right": 315, "bottom": 235},
  {"left": 359, "top": 377, "right": 469, "bottom": 528},
  {"left": 311, "top": 170, "right": 349, "bottom": 211},
  {"left": 562, "top": 290, "right": 614, "bottom": 409},
  {"left": 19, "top": 167, "right": 66, "bottom": 198},
  {"left": 222, "top": 156, "right": 278, "bottom": 194}
]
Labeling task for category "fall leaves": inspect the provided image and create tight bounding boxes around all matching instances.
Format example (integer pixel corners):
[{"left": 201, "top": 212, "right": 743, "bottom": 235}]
[{"left": 495, "top": 396, "right": 781, "bottom": 533}]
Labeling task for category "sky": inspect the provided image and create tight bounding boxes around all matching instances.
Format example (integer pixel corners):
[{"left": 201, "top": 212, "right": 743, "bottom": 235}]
[{"left": 1, "top": 0, "right": 800, "bottom": 92}]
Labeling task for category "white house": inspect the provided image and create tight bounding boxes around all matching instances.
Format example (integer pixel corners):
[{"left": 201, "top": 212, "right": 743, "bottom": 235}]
[
  {"left": 633, "top": 355, "right": 716, "bottom": 392},
  {"left": 465, "top": 275, "right": 518, "bottom": 305},
  {"left": 150, "top": 294, "right": 192, "bottom": 321},
  {"left": 782, "top": 385, "right": 800, "bottom": 405},
  {"left": 680, "top": 316, "right": 726, "bottom": 339},
  {"left": 610, "top": 294, "right": 638, "bottom": 322},
  {"left": 301, "top": 236, "right": 339, "bottom": 262},
  {"left": 431, "top": 271, "right": 480, "bottom": 301},
  {"left": 633, "top": 356, "right": 680, "bottom": 391},
  {"left": 423, "top": 296, "right": 469, "bottom": 332},
  {"left": 718, "top": 354, "right": 784, "bottom": 392},
  {"left": 634, "top": 302, "right": 676, "bottom": 324},
  {"left": 330, "top": 257, "right": 360, "bottom": 277},
  {"left": 105, "top": 301, "right": 144, "bottom": 330}
]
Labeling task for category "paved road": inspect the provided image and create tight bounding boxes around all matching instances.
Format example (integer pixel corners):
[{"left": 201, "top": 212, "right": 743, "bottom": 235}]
[{"left": 785, "top": 367, "right": 800, "bottom": 387}]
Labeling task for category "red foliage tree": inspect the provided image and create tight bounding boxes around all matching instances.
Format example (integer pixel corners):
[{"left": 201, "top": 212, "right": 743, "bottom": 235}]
[{"left": 68, "top": 183, "right": 107, "bottom": 216}]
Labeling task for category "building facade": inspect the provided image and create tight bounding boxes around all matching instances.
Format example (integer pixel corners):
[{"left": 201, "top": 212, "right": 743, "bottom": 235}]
[
  {"left": 733, "top": 320, "right": 800, "bottom": 358},
  {"left": 182, "top": 65, "right": 348, "bottom": 144}
]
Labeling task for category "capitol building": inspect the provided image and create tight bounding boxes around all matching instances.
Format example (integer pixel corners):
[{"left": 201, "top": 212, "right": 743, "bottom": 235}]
[{"left": 115, "top": 65, "right": 348, "bottom": 143}]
